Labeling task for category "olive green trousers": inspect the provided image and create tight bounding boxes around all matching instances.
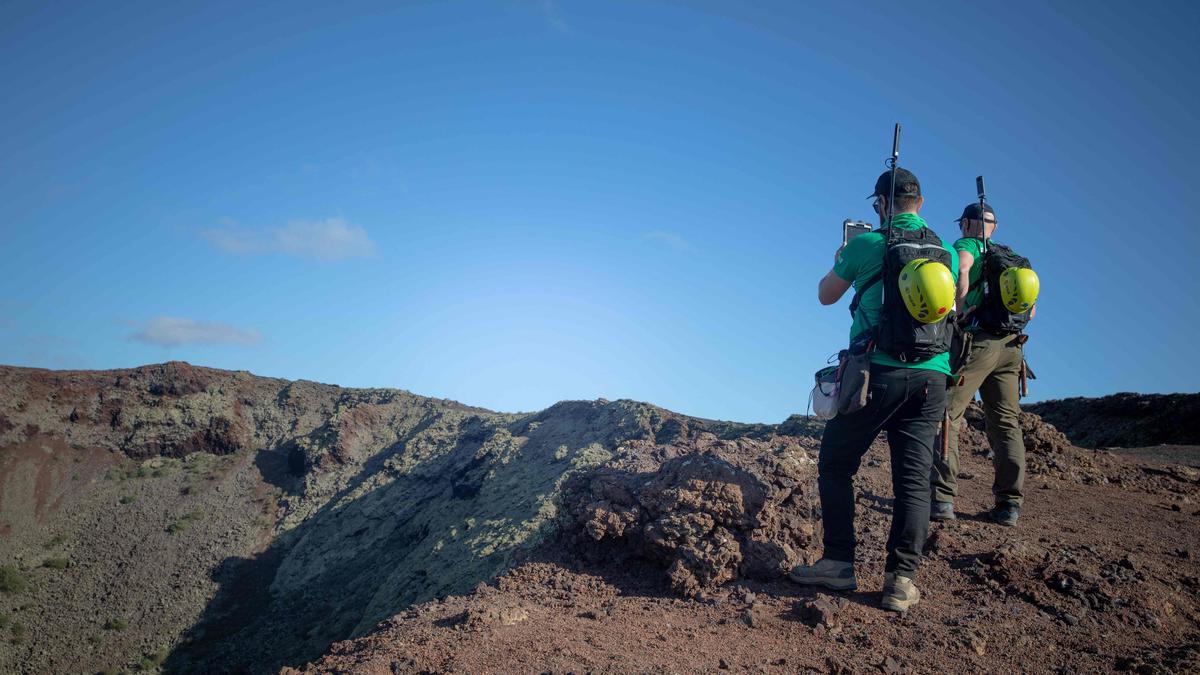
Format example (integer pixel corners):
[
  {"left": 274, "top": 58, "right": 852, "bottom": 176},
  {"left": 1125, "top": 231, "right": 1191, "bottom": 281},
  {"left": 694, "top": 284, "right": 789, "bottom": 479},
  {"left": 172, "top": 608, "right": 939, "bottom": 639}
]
[{"left": 931, "top": 331, "right": 1026, "bottom": 507}]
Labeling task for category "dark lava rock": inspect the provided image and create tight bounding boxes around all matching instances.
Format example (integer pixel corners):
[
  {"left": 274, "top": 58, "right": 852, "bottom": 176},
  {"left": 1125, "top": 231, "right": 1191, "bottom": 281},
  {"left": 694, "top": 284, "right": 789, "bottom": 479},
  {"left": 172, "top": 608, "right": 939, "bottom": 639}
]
[{"left": 797, "top": 596, "right": 848, "bottom": 628}]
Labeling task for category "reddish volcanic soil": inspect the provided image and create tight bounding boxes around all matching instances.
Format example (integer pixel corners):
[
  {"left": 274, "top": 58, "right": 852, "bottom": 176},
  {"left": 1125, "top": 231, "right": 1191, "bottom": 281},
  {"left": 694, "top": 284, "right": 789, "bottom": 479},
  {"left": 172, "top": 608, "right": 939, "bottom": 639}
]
[{"left": 289, "top": 439, "right": 1200, "bottom": 675}]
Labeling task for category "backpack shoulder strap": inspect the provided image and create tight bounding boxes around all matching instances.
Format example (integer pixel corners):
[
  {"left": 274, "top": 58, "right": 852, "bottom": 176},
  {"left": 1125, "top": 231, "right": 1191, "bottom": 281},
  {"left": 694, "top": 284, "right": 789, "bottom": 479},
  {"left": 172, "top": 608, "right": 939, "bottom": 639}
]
[
  {"left": 966, "top": 238, "right": 995, "bottom": 291},
  {"left": 987, "top": 241, "right": 1013, "bottom": 257},
  {"left": 849, "top": 272, "right": 882, "bottom": 315},
  {"left": 920, "top": 225, "right": 944, "bottom": 247},
  {"left": 847, "top": 226, "right": 891, "bottom": 317}
]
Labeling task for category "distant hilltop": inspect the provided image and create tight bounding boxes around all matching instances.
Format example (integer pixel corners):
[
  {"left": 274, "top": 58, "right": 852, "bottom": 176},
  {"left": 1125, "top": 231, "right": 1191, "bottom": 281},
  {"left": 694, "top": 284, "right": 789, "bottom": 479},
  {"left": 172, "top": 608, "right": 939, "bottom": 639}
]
[{"left": 1025, "top": 392, "right": 1200, "bottom": 448}]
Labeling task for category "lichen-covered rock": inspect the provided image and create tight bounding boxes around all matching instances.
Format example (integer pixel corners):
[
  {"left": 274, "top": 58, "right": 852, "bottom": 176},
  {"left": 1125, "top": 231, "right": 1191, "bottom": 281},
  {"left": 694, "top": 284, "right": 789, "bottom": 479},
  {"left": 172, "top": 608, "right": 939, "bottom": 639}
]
[{"left": 562, "top": 437, "right": 819, "bottom": 596}]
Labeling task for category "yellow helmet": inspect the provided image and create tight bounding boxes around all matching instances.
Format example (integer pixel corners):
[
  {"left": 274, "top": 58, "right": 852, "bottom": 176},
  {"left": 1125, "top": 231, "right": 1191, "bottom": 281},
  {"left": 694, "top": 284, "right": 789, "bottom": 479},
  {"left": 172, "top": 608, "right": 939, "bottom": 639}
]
[
  {"left": 1000, "top": 267, "right": 1039, "bottom": 313},
  {"left": 898, "top": 258, "right": 955, "bottom": 324}
]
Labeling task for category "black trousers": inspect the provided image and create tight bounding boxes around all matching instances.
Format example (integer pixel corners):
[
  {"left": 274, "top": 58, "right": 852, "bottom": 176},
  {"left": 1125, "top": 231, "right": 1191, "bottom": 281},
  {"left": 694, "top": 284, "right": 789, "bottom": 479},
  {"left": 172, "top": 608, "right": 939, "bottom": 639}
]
[{"left": 817, "top": 364, "right": 947, "bottom": 577}]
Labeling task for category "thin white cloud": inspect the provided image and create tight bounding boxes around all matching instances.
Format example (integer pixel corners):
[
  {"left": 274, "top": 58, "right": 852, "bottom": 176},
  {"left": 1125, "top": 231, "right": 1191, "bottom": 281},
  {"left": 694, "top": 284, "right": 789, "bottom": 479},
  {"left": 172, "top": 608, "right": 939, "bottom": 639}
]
[
  {"left": 201, "top": 217, "right": 378, "bottom": 261},
  {"left": 643, "top": 230, "right": 694, "bottom": 252},
  {"left": 128, "top": 317, "right": 261, "bottom": 348},
  {"left": 274, "top": 219, "right": 377, "bottom": 260},
  {"left": 201, "top": 228, "right": 260, "bottom": 254}
]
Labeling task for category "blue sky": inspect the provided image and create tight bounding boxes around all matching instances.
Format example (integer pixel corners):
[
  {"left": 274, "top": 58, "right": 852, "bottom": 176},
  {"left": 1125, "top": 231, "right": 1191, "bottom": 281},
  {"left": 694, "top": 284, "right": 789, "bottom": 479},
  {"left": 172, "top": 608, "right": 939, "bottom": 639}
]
[{"left": 2, "top": 1, "right": 1197, "bottom": 422}]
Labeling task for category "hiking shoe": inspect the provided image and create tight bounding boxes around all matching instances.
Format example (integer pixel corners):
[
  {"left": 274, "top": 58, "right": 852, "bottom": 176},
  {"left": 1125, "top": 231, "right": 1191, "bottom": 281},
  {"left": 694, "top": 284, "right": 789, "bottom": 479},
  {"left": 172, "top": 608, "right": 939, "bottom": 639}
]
[
  {"left": 991, "top": 502, "right": 1020, "bottom": 527},
  {"left": 930, "top": 501, "right": 956, "bottom": 521},
  {"left": 788, "top": 558, "right": 857, "bottom": 591},
  {"left": 881, "top": 573, "right": 920, "bottom": 613}
]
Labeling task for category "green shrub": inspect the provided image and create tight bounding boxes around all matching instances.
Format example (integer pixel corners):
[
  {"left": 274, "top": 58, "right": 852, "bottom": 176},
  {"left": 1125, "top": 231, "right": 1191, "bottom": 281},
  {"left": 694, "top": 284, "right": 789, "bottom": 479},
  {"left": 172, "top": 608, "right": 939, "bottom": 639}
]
[
  {"left": 167, "top": 510, "right": 203, "bottom": 534},
  {"left": 119, "top": 495, "right": 137, "bottom": 504},
  {"left": 42, "top": 557, "right": 69, "bottom": 570},
  {"left": 10, "top": 621, "right": 24, "bottom": 643},
  {"left": 44, "top": 534, "right": 67, "bottom": 548},
  {"left": 0, "top": 614, "right": 8, "bottom": 629},
  {"left": 134, "top": 650, "right": 167, "bottom": 670},
  {"left": 103, "top": 618, "right": 128, "bottom": 631},
  {"left": 0, "top": 566, "right": 26, "bottom": 594}
]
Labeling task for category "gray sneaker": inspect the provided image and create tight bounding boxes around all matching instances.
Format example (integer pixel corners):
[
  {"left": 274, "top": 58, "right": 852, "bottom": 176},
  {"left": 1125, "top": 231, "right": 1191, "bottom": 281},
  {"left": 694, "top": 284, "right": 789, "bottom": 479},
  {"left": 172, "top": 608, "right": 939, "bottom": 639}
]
[
  {"left": 881, "top": 573, "right": 920, "bottom": 612},
  {"left": 991, "top": 502, "right": 1020, "bottom": 527},
  {"left": 930, "top": 501, "right": 956, "bottom": 521},
  {"left": 788, "top": 558, "right": 857, "bottom": 591}
]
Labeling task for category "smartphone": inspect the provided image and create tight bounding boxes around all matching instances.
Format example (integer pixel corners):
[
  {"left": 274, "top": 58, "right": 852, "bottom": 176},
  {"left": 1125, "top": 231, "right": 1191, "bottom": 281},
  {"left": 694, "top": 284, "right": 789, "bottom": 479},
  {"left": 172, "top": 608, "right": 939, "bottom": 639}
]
[{"left": 843, "top": 219, "right": 872, "bottom": 244}]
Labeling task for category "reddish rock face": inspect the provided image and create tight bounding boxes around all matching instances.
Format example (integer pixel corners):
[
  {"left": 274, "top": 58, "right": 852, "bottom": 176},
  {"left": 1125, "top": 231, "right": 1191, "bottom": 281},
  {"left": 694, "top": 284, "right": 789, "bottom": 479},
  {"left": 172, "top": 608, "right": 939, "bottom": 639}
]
[{"left": 563, "top": 439, "right": 819, "bottom": 597}]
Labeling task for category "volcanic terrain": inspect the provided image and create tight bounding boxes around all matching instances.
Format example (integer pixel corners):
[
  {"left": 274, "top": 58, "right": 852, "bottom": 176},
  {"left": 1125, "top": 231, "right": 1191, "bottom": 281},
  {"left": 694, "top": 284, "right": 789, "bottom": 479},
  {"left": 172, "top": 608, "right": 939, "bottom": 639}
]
[{"left": 0, "top": 363, "right": 1197, "bottom": 674}]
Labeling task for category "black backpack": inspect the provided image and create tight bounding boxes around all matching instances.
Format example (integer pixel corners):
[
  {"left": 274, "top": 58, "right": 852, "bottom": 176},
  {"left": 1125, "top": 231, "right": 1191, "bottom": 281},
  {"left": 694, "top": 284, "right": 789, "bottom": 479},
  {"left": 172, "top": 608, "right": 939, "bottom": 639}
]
[
  {"left": 971, "top": 242, "right": 1033, "bottom": 336},
  {"left": 849, "top": 226, "right": 956, "bottom": 362}
]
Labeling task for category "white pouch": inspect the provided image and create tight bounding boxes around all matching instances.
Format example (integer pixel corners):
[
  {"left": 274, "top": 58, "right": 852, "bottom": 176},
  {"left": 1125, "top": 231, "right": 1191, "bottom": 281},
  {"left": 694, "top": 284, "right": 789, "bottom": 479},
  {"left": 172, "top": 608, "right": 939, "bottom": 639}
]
[{"left": 809, "top": 365, "right": 839, "bottom": 420}]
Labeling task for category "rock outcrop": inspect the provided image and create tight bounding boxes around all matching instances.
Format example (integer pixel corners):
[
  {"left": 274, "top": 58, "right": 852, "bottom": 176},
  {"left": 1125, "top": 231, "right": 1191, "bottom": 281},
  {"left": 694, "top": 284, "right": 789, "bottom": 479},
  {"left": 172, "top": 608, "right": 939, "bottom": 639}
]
[
  {"left": 0, "top": 363, "right": 791, "bottom": 673},
  {"left": 1025, "top": 392, "right": 1200, "bottom": 448},
  {"left": 2, "top": 361, "right": 1174, "bottom": 674}
]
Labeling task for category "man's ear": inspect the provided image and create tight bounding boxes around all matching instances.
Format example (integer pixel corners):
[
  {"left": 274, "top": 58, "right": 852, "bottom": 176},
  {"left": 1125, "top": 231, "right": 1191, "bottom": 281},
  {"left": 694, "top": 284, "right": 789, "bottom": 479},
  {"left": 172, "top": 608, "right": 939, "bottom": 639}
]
[{"left": 914, "top": 195, "right": 925, "bottom": 212}]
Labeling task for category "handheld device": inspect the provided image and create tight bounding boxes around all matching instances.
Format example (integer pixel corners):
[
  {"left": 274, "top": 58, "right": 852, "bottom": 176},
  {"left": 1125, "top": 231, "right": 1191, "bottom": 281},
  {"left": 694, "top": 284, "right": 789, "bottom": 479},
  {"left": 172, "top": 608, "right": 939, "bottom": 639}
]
[{"left": 843, "top": 219, "right": 872, "bottom": 244}]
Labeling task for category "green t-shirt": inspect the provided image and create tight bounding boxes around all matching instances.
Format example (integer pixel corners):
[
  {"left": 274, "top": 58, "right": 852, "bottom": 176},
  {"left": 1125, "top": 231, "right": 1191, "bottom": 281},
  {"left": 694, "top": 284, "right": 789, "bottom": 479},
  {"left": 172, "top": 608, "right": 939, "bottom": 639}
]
[
  {"left": 953, "top": 237, "right": 985, "bottom": 310},
  {"left": 833, "top": 213, "right": 960, "bottom": 375}
]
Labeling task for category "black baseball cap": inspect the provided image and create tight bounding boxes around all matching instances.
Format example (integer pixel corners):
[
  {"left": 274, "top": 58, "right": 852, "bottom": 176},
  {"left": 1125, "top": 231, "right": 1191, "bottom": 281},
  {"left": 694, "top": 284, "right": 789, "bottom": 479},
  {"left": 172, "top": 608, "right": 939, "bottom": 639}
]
[
  {"left": 955, "top": 203, "right": 996, "bottom": 222},
  {"left": 869, "top": 168, "right": 921, "bottom": 199}
]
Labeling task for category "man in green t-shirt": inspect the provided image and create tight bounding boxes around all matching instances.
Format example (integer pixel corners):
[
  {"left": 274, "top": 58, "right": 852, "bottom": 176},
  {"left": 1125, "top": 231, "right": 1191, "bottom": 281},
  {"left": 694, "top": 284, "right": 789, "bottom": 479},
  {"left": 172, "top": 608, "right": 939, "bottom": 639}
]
[
  {"left": 930, "top": 203, "right": 1033, "bottom": 527},
  {"left": 789, "top": 167, "right": 958, "bottom": 613}
]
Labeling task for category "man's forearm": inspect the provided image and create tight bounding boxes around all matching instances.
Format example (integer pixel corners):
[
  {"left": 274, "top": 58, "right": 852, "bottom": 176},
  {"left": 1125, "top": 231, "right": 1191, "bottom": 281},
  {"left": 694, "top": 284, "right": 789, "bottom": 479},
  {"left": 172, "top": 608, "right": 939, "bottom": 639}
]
[{"left": 819, "top": 269, "right": 852, "bottom": 305}]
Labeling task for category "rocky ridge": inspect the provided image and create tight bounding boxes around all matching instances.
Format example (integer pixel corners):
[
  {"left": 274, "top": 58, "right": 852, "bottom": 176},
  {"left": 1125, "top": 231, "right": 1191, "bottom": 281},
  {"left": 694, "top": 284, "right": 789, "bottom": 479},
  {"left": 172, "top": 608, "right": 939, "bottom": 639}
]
[
  {"left": 292, "top": 402, "right": 1200, "bottom": 674},
  {"left": 1025, "top": 392, "right": 1200, "bottom": 448},
  {"left": 0, "top": 363, "right": 1197, "bottom": 674},
  {"left": 0, "top": 362, "right": 785, "bottom": 673}
]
